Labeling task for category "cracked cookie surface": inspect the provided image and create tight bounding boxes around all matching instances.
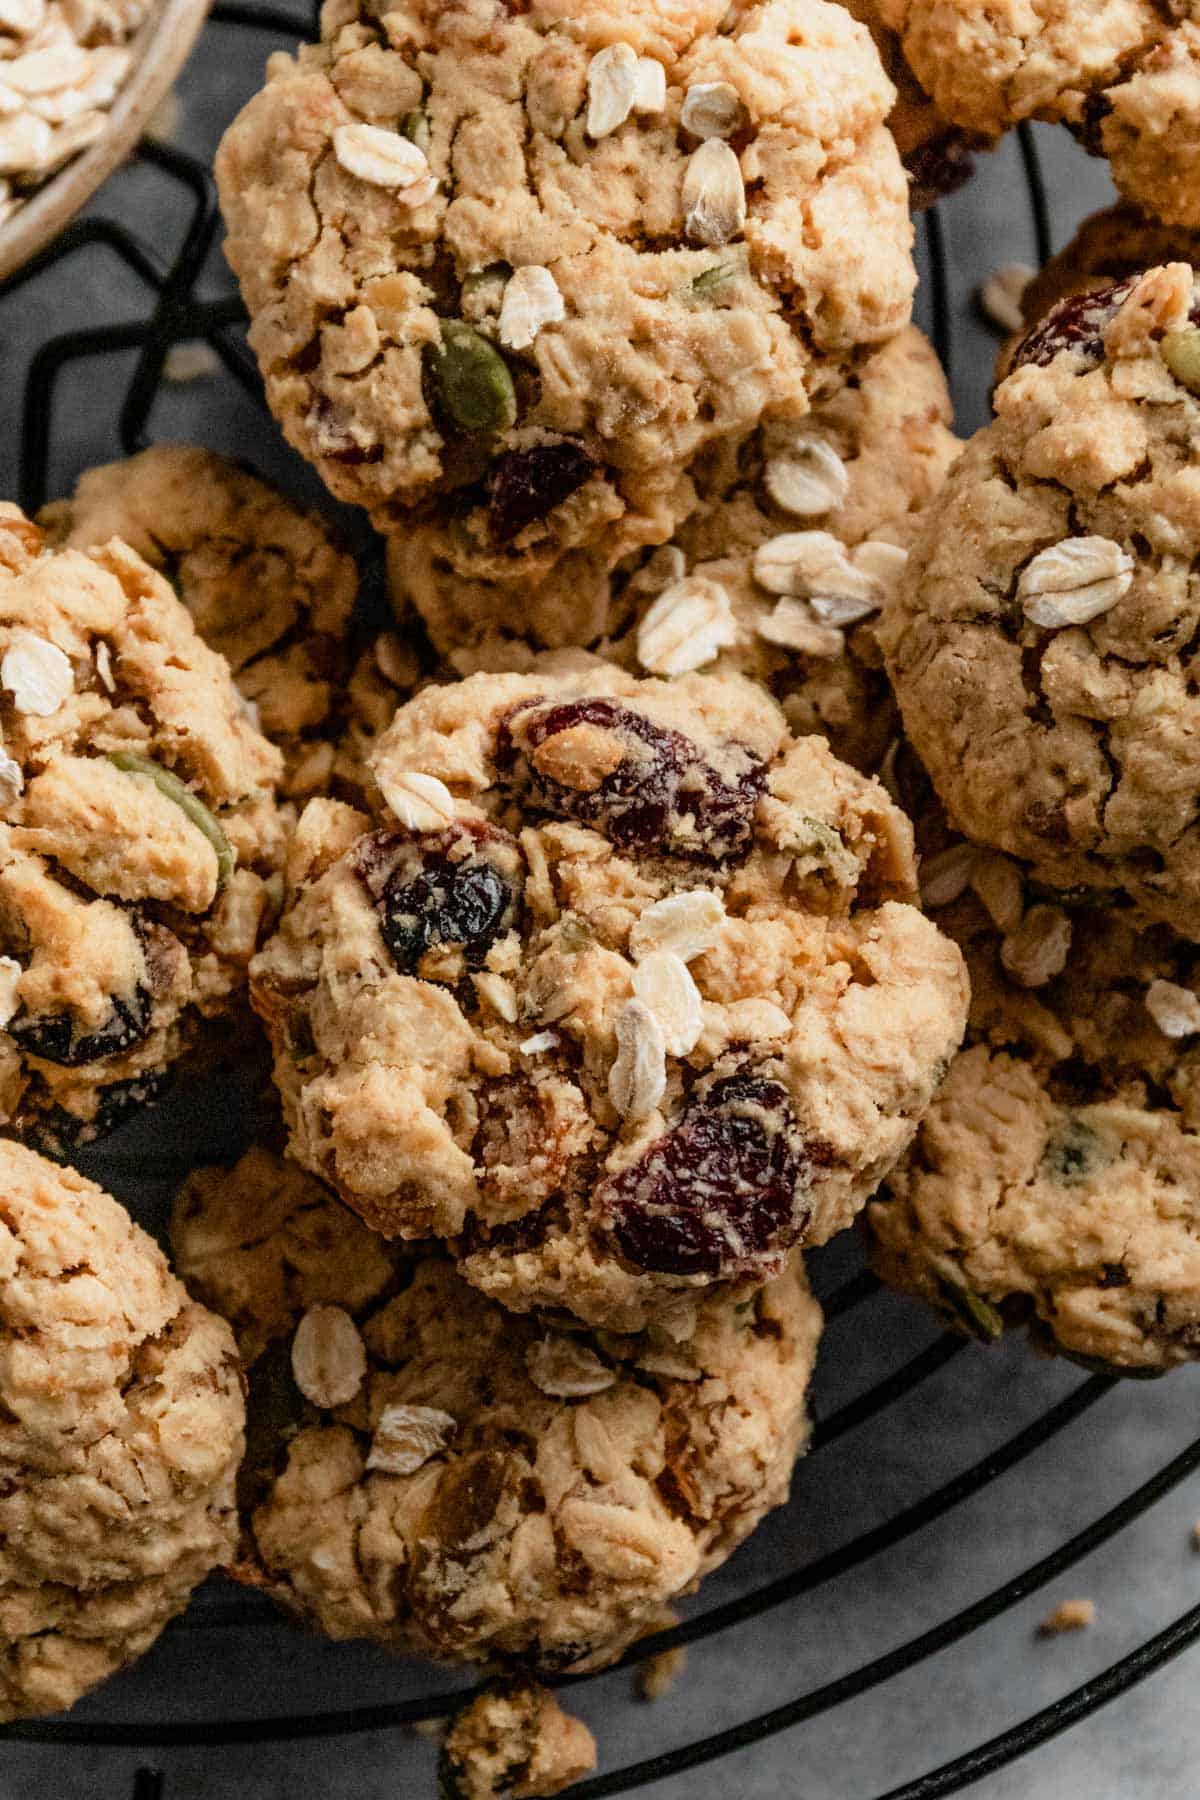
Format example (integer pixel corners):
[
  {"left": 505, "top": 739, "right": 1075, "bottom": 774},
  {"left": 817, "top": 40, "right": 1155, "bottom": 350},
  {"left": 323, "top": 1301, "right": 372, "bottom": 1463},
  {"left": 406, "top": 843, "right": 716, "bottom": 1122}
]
[
  {"left": 391, "top": 326, "right": 959, "bottom": 776},
  {"left": 869, "top": 874, "right": 1200, "bottom": 1372},
  {"left": 41, "top": 445, "right": 359, "bottom": 802},
  {"left": 0, "top": 506, "right": 287, "bottom": 1153},
  {"left": 1, "top": 1141, "right": 244, "bottom": 1721},
  {"left": 877, "top": 0, "right": 1200, "bottom": 225},
  {"left": 215, "top": 0, "right": 915, "bottom": 592},
  {"left": 881, "top": 266, "right": 1200, "bottom": 938},
  {"left": 249, "top": 661, "right": 967, "bottom": 1332},
  {"left": 172, "top": 1143, "right": 821, "bottom": 1671}
]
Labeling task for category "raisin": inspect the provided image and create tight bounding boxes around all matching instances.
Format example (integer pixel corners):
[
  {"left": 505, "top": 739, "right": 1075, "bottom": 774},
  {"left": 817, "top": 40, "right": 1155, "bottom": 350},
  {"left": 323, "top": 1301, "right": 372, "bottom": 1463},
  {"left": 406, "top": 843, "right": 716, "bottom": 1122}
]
[
  {"left": 486, "top": 441, "right": 596, "bottom": 543},
  {"left": 8, "top": 984, "right": 153, "bottom": 1068},
  {"left": 904, "top": 129, "right": 980, "bottom": 211},
  {"left": 1007, "top": 275, "right": 1200, "bottom": 374},
  {"left": 354, "top": 822, "right": 521, "bottom": 974},
  {"left": 598, "top": 1074, "right": 820, "bottom": 1277},
  {"left": 500, "top": 696, "right": 766, "bottom": 862}
]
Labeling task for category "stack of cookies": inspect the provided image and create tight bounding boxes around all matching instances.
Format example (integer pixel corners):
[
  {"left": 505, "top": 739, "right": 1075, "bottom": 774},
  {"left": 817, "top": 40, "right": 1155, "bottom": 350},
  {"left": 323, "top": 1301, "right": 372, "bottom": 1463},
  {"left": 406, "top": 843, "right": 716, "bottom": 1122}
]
[{"left": 3, "top": 0, "right": 1200, "bottom": 1786}]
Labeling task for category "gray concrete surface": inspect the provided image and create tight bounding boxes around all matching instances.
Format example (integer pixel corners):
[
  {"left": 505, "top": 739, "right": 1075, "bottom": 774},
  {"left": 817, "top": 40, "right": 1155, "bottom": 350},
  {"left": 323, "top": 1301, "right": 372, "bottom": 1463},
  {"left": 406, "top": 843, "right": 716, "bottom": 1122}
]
[{"left": 0, "top": 16, "right": 1197, "bottom": 1797}]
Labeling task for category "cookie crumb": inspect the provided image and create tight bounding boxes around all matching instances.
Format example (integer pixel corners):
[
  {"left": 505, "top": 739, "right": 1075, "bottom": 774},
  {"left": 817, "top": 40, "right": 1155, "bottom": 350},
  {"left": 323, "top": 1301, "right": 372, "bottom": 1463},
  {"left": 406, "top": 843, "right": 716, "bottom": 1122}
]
[
  {"left": 1191, "top": 1521, "right": 1200, "bottom": 1551},
  {"left": 977, "top": 262, "right": 1035, "bottom": 336},
  {"left": 440, "top": 1682, "right": 597, "bottom": 1799},
  {"left": 1038, "top": 1598, "right": 1096, "bottom": 1636},
  {"left": 162, "top": 341, "right": 222, "bottom": 384},
  {"left": 637, "top": 1644, "right": 688, "bottom": 1703}
]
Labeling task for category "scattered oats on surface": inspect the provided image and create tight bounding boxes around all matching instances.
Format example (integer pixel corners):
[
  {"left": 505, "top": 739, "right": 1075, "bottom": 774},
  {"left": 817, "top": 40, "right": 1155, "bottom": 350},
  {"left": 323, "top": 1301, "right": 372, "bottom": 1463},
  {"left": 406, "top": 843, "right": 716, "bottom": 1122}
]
[
  {"left": 291, "top": 1305, "right": 367, "bottom": 1410},
  {"left": 526, "top": 1335, "right": 616, "bottom": 1398},
  {"left": 637, "top": 575, "right": 737, "bottom": 676},
  {"left": 682, "top": 138, "right": 745, "bottom": 247},
  {"left": 1038, "top": 1598, "right": 1095, "bottom": 1637},
  {"left": 609, "top": 997, "right": 667, "bottom": 1120},
  {"left": 1001, "top": 905, "right": 1072, "bottom": 989},
  {"left": 367, "top": 1403, "right": 456, "bottom": 1476},
  {"left": 764, "top": 436, "right": 849, "bottom": 518},
  {"left": 978, "top": 261, "right": 1035, "bottom": 336},
  {"left": 162, "top": 341, "right": 221, "bottom": 383},
  {"left": 498, "top": 265, "right": 565, "bottom": 351},
  {"left": 919, "top": 842, "right": 976, "bottom": 909},
  {"left": 1, "top": 630, "right": 73, "bottom": 715},
  {"left": 376, "top": 768, "right": 456, "bottom": 832},
  {"left": 633, "top": 950, "right": 703, "bottom": 1056},
  {"left": 586, "top": 42, "right": 638, "bottom": 138},
  {"left": 1018, "top": 537, "right": 1134, "bottom": 630},
  {"left": 681, "top": 80, "right": 742, "bottom": 140},
  {"left": 630, "top": 888, "right": 725, "bottom": 963},
  {"left": 1145, "top": 978, "right": 1200, "bottom": 1040}
]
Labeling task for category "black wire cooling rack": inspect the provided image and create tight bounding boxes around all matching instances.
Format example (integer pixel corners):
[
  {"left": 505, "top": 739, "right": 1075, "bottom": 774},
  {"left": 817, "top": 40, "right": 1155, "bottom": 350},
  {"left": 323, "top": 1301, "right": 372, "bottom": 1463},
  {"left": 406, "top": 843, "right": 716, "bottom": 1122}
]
[{"left": 1, "top": 9, "right": 1199, "bottom": 1798}]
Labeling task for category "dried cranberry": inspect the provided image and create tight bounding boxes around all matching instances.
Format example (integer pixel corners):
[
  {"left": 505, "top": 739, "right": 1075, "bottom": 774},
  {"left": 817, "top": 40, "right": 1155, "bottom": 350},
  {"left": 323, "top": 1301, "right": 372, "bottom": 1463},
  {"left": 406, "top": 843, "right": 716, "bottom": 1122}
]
[
  {"left": 904, "top": 130, "right": 979, "bottom": 212},
  {"left": 486, "top": 442, "right": 596, "bottom": 543},
  {"left": 354, "top": 823, "right": 521, "bottom": 973},
  {"left": 1072, "top": 90, "right": 1114, "bottom": 156},
  {"left": 500, "top": 697, "right": 765, "bottom": 862},
  {"left": 598, "top": 1074, "right": 825, "bottom": 1277},
  {"left": 8, "top": 985, "right": 152, "bottom": 1067},
  {"left": 1008, "top": 274, "right": 1200, "bottom": 374},
  {"left": 32, "top": 1071, "right": 167, "bottom": 1159}
]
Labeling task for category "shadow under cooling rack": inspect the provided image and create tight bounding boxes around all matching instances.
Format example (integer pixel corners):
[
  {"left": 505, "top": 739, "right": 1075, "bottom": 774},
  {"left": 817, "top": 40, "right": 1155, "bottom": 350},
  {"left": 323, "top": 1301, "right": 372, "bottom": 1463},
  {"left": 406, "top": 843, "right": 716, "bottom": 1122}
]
[{"left": 0, "top": 8, "right": 1198, "bottom": 1797}]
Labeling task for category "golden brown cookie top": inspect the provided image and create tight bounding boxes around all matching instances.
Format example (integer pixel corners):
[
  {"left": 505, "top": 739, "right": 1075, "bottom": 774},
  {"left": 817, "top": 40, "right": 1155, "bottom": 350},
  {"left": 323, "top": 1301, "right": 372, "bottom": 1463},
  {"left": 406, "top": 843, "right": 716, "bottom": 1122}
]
[
  {"left": 172, "top": 1141, "right": 821, "bottom": 1672},
  {"left": 869, "top": 873, "right": 1200, "bottom": 1372},
  {"left": 882, "top": 267, "right": 1200, "bottom": 937},
  {"left": 249, "top": 661, "right": 967, "bottom": 1331},
  {"left": 0, "top": 507, "right": 287, "bottom": 1151},
  {"left": 216, "top": 0, "right": 914, "bottom": 572},
  {"left": 1, "top": 1141, "right": 244, "bottom": 1721}
]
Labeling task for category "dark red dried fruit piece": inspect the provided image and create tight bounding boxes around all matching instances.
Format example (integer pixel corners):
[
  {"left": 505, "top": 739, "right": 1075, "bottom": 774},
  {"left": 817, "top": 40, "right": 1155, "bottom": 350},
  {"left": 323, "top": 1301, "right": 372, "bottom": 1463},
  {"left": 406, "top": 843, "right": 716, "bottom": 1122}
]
[
  {"left": 500, "top": 696, "right": 766, "bottom": 862},
  {"left": 1010, "top": 274, "right": 1200, "bottom": 374},
  {"left": 598, "top": 1074, "right": 823, "bottom": 1277},
  {"left": 354, "top": 822, "right": 522, "bottom": 974},
  {"left": 486, "top": 442, "right": 597, "bottom": 543},
  {"left": 9, "top": 985, "right": 153, "bottom": 1068}
]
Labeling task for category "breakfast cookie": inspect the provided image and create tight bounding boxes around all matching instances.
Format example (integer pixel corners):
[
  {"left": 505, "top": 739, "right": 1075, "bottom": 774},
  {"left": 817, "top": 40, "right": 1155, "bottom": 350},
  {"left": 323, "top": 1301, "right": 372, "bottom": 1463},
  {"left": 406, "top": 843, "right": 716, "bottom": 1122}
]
[
  {"left": 40, "top": 445, "right": 359, "bottom": 801},
  {"left": 876, "top": 0, "right": 1200, "bottom": 225},
  {"left": 1, "top": 1141, "right": 244, "bottom": 1721},
  {"left": 172, "top": 1143, "right": 822, "bottom": 1671},
  {"left": 881, "top": 265, "right": 1200, "bottom": 938},
  {"left": 440, "top": 1683, "right": 597, "bottom": 1799},
  {"left": 391, "top": 326, "right": 960, "bottom": 775},
  {"left": 216, "top": 0, "right": 916, "bottom": 596},
  {"left": 0, "top": 506, "right": 286, "bottom": 1153},
  {"left": 868, "top": 873, "right": 1200, "bottom": 1373},
  {"left": 249, "top": 662, "right": 968, "bottom": 1332}
]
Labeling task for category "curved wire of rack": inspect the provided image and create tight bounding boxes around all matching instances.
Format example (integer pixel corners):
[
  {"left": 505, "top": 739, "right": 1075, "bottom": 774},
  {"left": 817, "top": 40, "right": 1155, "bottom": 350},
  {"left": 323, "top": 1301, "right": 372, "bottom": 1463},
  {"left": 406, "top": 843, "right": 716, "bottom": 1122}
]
[{"left": 0, "top": 8, "right": 1196, "bottom": 1795}]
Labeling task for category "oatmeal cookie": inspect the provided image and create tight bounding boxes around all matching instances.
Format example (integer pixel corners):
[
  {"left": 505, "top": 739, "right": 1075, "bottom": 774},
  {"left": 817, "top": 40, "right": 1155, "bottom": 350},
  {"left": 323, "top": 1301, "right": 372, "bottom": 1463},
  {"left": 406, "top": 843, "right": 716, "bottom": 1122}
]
[
  {"left": 0, "top": 506, "right": 286, "bottom": 1153},
  {"left": 249, "top": 662, "right": 968, "bottom": 1331},
  {"left": 40, "top": 445, "right": 359, "bottom": 801},
  {"left": 881, "top": 265, "right": 1200, "bottom": 938},
  {"left": 868, "top": 871, "right": 1200, "bottom": 1373},
  {"left": 1, "top": 1141, "right": 244, "bottom": 1721},
  {"left": 876, "top": 0, "right": 1200, "bottom": 225},
  {"left": 172, "top": 1144, "right": 822, "bottom": 1671},
  {"left": 840, "top": 0, "right": 984, "bottom": 207},
  {"left": 216, "top": 0, "right": 915, "bottom": 590},
  {"left": 392, "top": 327, "right": 959, "bottom": 775}
]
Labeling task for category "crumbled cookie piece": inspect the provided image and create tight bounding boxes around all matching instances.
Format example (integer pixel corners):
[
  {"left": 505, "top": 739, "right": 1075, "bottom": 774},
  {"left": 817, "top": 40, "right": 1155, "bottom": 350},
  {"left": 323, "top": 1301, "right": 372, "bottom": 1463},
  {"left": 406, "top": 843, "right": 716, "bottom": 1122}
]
[
  {"left": 876, "top": 0, "right": 1200, "bottom": 224},
  {"left": 249, "top": 662, "right": 968, "bottom": 1331},
  {"left": 1038, "top": 1599, "right": 1096, "bottom": 1637},
  {"left": 216, "top": 0, "right": 915, "bottom": 593},
  {"left": 440, "top": 1683, "right": 597, "bottom": 1799},
  {"left": 636, "top": 1640, "right": 688, "bottom": 1702},
  {"left": 392, "top": 328, "right": 959, "bottom": 776},
  {"left": 1, "top": 1141, "right": 244, "bottom": 1721},
  {"left": 0, "top": 506, "right": 286, "bottom": 1152},
  {"left": 869, "top": 860, "right": 1200, "bottom": 1373},
  {"left": 173, "top": 1145, "right": 822, "bottom": 1671},
  {"left": 882, "top": 267, "right": 1200, "bottom": 938},
  {"left": 41, "top": 446, "right": 359, "bottom": 800}
]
